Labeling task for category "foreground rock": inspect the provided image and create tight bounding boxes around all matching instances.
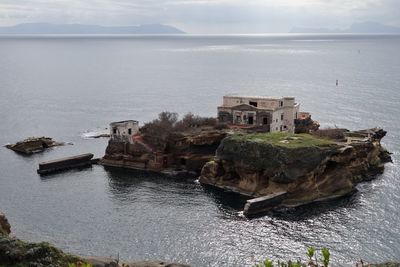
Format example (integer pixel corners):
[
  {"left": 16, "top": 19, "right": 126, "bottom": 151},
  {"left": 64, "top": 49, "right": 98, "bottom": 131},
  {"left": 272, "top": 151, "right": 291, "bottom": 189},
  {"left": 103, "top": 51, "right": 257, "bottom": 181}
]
[
  {"left": 200, "top": 128, "right": 391, "bottom": 212},
  {"left": 0, "top": 212, "right": 190, "bottom": 267},
  {"left": 5, "top": 137, "right": 65, "bottom": 154}
]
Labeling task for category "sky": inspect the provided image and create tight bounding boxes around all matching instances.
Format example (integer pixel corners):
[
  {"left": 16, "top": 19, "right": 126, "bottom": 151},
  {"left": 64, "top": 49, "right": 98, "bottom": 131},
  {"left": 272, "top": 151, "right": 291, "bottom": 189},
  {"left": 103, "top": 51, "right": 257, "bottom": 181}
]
[{"left": 0, "top": 0, "right": 399, "bottom": 33}]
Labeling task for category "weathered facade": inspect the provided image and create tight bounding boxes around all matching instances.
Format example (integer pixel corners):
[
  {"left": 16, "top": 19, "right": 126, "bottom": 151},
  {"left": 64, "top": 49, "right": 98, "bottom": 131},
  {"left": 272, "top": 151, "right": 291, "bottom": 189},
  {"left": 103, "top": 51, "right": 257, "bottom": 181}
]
[
  {"left": 217, "top": 95, "right": 301, "bottom": 133},
  {"left": 110, "top": 120, "right": 139, "bottom": 144}
]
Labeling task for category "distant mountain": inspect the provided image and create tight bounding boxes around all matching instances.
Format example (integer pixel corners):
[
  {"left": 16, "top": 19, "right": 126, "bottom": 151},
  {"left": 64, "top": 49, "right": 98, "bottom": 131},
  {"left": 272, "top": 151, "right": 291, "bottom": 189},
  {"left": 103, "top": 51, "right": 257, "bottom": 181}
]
[
  {"left": 290, "top": 22, "right": 400, "bottom": 34},
  {"left": 348, "top": 21, "right": 400, "bottom": 33},
  {"left": 0, "top": 23, "right": 185, "bottom": 34},
  {"left": 290, "top": 27, "right": 340, "bottom": 34}
]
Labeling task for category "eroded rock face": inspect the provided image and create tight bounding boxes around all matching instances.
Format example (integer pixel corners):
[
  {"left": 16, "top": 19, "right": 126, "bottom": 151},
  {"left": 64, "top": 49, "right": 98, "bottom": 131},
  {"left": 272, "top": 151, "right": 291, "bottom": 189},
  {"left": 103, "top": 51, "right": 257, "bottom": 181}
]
[
  {"left": 101, "top": 129, "right": 227, "bottom": 174},
  {"left": 199, "top": 129, "right": 391, "bottom": 208},
  {"left": 0, "top": 212, "right": 11, "bottom": 236}
]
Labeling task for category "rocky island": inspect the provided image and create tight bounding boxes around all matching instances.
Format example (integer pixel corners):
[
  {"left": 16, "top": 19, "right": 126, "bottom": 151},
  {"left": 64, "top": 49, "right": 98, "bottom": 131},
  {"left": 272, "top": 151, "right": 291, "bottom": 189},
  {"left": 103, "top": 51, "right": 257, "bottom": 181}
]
[
  {"left": 100, "top": 95, "right": 392, "bottom": 215},
  {"left": 199, "top": 128, "right": 391, "bottom": 215},
  {"left": 5, "top": 137, "right": 65, "bottom": 155}
]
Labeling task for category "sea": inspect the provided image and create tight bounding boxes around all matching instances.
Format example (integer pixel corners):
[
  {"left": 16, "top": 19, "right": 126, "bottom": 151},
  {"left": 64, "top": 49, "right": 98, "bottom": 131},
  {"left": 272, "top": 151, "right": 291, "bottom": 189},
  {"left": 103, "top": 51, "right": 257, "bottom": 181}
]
[{"left": 0, "top": 34, "right": 399, "bottom": 266}]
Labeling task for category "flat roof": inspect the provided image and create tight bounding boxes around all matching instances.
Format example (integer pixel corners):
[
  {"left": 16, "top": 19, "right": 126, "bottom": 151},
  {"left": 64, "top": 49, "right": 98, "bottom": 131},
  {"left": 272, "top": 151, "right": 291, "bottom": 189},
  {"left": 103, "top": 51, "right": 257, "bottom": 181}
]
[
  {"left": 224, "top": 94, "right": 294, "bottom": 100},
  {"left": 110, "top": 120, "right": 138, "bottom": 125}
]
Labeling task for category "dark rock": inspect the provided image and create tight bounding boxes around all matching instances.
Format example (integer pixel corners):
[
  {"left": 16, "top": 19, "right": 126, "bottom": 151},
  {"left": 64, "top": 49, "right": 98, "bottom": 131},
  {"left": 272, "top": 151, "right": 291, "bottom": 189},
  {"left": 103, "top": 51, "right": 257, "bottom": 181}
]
[
  {"left": 5, "top": 137, "right": 65, "bottom": 154},
  {"left": 0, "top": 235, "right": 80, "bottom": 267},
  {"left": 0, "top": 212, "right": 11, "bottom": 236}
]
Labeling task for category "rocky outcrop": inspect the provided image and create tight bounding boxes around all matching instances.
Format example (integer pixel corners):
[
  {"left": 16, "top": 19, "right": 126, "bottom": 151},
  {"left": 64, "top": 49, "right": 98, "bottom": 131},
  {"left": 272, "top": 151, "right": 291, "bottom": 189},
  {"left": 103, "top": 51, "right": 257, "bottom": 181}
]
[
  {"left": 0, "top": 212, "right": 190, "bottom": 267},
  {"left": 5, "top": 137, "right": 65, "bottom": 154},
  {"left": 199, "top": 128, "right": 391, "bottom": 210},
  {"left": 0, "top": 235, "right": 81, "bottom": 267},
  {"left": 100, "top": 129, "right": 227, "bottom": 174},
  {"left": 0, "top": 212, "right": 11, "bottom": 236}
]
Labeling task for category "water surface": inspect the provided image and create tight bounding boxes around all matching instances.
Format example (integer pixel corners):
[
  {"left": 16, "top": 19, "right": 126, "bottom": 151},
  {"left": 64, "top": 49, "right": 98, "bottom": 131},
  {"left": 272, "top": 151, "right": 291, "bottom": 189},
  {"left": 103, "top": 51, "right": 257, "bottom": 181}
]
[{"left": 0, "top": 34, "right": 399, "bottom": 266}]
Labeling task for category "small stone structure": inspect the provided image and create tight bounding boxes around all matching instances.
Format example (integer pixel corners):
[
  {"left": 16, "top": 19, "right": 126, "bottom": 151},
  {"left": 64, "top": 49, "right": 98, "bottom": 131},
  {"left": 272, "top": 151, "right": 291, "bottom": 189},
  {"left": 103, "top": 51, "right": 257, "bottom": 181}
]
[
  {"left": 218, "top": 95, "right": 307, "bottom": 133},
  {"left": 110, "top": 120, "right": 139, "bottom": 144}
]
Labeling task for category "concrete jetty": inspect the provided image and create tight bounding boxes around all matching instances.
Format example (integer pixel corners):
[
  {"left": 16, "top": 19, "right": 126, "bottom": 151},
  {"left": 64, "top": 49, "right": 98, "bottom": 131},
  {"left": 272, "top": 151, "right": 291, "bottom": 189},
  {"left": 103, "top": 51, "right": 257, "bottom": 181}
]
[
  {"left": 37, "top": 153, "right": 94, "bottom": 175},
  {"left": 243, "top": 191, "right": 287, "bottom": 217}
]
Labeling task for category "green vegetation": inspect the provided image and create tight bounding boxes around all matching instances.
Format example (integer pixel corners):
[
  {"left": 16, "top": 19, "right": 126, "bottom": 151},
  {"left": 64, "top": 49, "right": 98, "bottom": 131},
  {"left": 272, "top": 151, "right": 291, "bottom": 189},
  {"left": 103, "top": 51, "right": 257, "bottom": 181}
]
[
  {"left": 68, "top": 262, "right": 93, "bottom": 267},
  {"left": 254, "top": 248, "right": 331, "bottom": 267},
  {"left": 230, "top": 132, "right": 336, "bottom": 148},
  {"left": 321, "top": 247, "right": 331, "bottom": 267},
  {"left": 140, "top": 111, "right": 217, "bottom": 150},
  {"left": 0, "top": 234, "right": 82, "bottom": 267},
  {"left": 306, "top": 247, "right": 316, "bottom": 261}
]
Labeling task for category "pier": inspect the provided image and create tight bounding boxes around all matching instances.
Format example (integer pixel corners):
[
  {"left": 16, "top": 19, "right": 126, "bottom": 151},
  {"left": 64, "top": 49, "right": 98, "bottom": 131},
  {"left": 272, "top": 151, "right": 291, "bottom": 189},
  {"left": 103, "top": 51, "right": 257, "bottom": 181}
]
[{"left": 37, "top": 153, "right": 94, "bottom": 175}]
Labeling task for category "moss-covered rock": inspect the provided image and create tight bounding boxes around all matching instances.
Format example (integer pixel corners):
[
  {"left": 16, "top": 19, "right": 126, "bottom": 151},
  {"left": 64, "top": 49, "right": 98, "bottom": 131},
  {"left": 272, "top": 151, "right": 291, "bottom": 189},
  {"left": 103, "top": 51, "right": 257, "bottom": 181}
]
[
  {"left": 200, "top": 129, "right": 391, "bottom": 210},
  {"left": 0, "top": 235, "right": 80, "bottom": 267}
]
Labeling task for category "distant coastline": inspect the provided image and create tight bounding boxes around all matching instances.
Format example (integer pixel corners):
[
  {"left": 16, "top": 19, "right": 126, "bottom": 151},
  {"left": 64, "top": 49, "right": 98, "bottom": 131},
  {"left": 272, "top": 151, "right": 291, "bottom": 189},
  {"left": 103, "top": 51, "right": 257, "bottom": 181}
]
[
  {"left": 0, "top": 23, "right": 185, "bottom": 35},
  {"left": 290, "top": 21, "right": 400, "bottom": 34}
]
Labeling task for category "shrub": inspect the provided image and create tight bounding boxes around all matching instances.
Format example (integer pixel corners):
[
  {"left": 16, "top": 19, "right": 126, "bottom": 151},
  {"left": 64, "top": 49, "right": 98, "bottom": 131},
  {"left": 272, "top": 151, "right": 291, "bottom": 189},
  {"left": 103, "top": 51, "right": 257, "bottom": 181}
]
[
  {"left": 140, "top": 111, "right": 217, "bottom": 150},
  {"left": 312, "top": 128, "right": 347, "bottom": 141}
]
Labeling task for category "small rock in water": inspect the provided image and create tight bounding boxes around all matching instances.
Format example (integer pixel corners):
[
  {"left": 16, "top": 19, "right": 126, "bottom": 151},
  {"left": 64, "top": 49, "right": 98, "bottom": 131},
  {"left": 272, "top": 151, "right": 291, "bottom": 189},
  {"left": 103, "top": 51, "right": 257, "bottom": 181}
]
[{"left": 5, "top": 137, "right": 65, "bottom": 155}]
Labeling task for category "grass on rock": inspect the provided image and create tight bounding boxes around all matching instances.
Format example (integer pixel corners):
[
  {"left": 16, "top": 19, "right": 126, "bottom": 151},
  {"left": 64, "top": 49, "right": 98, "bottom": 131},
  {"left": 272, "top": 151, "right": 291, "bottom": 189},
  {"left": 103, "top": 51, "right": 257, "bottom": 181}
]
[{"left": 230, "top": 132, "right": 336, "bottom": 148}]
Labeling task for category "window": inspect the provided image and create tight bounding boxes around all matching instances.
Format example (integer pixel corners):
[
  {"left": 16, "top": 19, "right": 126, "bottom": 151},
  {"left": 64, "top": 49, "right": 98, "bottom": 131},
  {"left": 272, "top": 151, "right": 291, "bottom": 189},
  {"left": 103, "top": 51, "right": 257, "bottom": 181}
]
[
  {"left": 249, "top": 101, "right": 258, "bottom": 107},
  {"left": 281, "top": 113, "right": 284, "bottom": 120},
  {"left": 276, "top": 119, "right": 278, "bottom": 123},
  {"left": 279, "top": 101, "right": 283, "bottom": 107},
  {"left": 284, "top": 125, "right": 287, "bottom": 129},
  {"left": 113, "top": 128, "right": 117, "bottom": 134},
  {"left": 128, "top": 128, "right": 132, "bottom": 135},
  {"left": 248, "top": 116, "right": 254, "bottom": 125},
  {"left": 180, "top": 158, "right": 186, "bottom": 166},
  {"left": 236, "top": 115, "right": 241, "bottom": 123},
  {"left": 263, "top": 118, "right": 268, "bottom": 125}
]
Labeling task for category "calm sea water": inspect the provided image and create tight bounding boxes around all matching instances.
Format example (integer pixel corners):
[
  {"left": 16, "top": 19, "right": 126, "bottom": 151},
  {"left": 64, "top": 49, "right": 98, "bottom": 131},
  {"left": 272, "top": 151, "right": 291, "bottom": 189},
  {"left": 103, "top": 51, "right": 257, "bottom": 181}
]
[{"left": 0, "top": 34, "right": 399, "bottom": 266}]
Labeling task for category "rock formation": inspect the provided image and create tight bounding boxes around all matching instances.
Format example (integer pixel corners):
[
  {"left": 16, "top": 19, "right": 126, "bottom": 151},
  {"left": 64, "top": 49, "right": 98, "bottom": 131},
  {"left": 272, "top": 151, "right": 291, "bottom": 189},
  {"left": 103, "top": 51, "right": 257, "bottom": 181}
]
[
  {"left": 0, "top": 212, "right": 11, "bottom": 236},
  {"left": 199, "top": 128, "right": 391, "bottom": 209},
  {"left": 0, "top": 212, "right": 190, "bottom": 267},
  {"left": 5, "top": 137, "right": 65, "bottom": 154},
  {"left": 101, "top": 128, "right": 227, "bottom": 175}
]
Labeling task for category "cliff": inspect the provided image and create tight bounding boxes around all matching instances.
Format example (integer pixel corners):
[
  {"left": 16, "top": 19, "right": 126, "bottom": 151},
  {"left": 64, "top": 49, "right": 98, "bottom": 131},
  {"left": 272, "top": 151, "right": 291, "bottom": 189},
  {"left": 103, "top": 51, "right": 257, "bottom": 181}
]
[
  {"left": 100, "top": 128, "right": 227, "bottom": 175},
  {"left": 199, "top": 128, "right": 391, "bottom": 209}
]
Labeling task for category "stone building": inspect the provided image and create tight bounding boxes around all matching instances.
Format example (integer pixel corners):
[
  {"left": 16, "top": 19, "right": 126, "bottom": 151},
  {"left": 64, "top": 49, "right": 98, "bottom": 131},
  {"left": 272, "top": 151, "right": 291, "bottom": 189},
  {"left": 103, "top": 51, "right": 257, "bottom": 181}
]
[
  {"left": 217, "top": 95, "right": 301, "bottom": 133},
  {"left": 110, "top": 120, "right": 139, "bottom": 144}
]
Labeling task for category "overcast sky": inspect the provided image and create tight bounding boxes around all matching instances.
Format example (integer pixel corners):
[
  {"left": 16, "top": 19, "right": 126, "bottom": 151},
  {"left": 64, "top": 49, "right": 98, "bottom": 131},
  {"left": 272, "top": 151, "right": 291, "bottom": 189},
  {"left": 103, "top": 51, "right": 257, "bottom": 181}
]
[{"left": 0, "top": 0, "right": 399, "bottom": 33}]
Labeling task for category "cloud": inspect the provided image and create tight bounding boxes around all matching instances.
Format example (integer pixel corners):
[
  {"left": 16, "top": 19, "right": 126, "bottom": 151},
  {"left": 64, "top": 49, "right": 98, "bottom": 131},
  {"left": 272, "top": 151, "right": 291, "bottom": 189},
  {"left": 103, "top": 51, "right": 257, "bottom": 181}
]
[{"left": 0, "top": 0, "right": 398, "bottom": 33}]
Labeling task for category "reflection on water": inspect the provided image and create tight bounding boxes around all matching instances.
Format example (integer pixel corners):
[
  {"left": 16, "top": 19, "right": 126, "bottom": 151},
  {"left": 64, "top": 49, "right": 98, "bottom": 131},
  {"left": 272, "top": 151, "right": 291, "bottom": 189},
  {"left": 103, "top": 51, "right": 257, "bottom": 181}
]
[{"left": 0, "top": 34, "right": 399, "bottom": 266}]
